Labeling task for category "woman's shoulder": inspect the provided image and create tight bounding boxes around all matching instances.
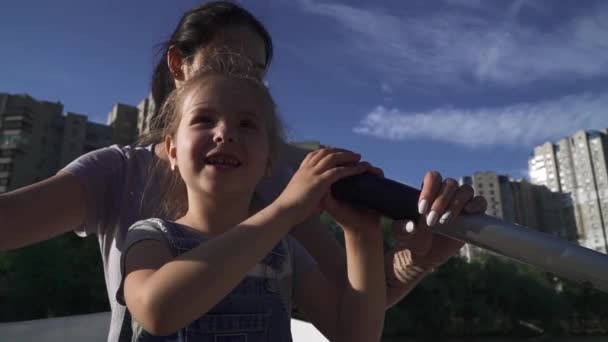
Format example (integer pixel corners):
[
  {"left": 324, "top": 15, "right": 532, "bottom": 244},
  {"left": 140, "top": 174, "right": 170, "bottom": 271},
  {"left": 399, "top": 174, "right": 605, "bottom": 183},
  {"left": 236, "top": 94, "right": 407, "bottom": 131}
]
[
  {"left": 63, "top": 144, "right": 155, "bottom": 174},
  {"left": 108, "top": 144, "right": 155, "bottom": 165}
]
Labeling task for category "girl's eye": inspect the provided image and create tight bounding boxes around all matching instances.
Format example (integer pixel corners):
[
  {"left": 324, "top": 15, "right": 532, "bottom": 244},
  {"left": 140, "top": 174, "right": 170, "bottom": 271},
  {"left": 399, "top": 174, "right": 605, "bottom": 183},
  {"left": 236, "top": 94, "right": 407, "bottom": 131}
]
[
  {"left": 192, "top": 115, "right": 215, "bottom": 126},
  {"left": 240, "top": 119, "right": 258, "bottom": 129}
]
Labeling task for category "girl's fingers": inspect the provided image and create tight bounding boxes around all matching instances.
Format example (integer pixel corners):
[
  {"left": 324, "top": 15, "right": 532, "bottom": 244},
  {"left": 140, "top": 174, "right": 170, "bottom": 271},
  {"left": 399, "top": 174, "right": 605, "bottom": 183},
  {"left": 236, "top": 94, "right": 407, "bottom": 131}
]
[
  {"left": 308, "top": 147, "right": 355, "bottom": 167},
  {"left": 321, "top": 163, "right": 368, "bottom": 184},
  {"left": 314, "top": 150, "right": 361, "bottom": 173},
  {"left": 301, "top": 148, "right": 323, "bottom": 166},
  {"left": 426, "top": 178, "right": 459, "bottom": 227}
]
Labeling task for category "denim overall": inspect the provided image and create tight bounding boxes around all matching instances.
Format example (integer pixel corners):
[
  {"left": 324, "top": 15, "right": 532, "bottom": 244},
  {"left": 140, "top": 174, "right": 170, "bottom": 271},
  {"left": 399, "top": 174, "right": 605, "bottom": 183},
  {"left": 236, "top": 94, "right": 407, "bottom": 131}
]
[{"left": 133, "top": 222, "right": 293, "bottom": 342}]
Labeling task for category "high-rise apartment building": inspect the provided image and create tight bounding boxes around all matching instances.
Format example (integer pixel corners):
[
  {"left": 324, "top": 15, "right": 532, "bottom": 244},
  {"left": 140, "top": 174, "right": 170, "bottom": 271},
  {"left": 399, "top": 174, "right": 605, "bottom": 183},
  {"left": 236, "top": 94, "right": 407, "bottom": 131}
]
[
  {"left": 0, "top": 93, "right": 112, "bottom": 193},
  {"left": 529, "top": 129, "right": 608, "bottom": 253},
  {"left": 137, "top": 94, "right": 155, "bottom": 137},
  {"left": 459, "top": 171, "right": 577, "bottom": 260},
  {"left": 107, "top": 103, "right": 139, "bottom": 146}
]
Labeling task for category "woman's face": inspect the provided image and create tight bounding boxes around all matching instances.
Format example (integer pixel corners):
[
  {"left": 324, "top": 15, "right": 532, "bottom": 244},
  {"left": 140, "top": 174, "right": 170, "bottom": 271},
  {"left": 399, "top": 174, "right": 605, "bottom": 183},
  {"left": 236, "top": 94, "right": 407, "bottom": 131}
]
[{"left": 183, "top": 27, "right": 268, "bottom": 82}]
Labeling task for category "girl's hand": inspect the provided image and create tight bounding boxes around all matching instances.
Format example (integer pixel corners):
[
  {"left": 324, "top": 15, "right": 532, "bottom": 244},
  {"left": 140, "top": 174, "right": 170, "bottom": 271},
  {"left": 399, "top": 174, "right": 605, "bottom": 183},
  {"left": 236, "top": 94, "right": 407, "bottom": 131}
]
[
  {"left": 322, "top": 164, "right": 384, "bottom": 233},
  {"left": 275, "top": 148, "right": 370, "bottom": 225}
]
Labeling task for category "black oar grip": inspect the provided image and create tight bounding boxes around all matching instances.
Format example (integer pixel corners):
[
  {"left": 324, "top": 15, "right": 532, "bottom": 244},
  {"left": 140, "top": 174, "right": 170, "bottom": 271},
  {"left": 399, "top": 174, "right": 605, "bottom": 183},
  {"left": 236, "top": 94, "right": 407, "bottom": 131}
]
[{"left": 331, "top": 173, "right": 422, "bottom": 221}]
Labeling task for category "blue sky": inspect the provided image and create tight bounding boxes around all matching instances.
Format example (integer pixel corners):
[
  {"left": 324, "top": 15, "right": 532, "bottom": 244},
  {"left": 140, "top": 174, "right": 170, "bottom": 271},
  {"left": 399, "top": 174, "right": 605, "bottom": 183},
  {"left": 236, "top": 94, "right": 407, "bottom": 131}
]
[{"left": 1, "top": 0, "right": 607, "bottom": 186}]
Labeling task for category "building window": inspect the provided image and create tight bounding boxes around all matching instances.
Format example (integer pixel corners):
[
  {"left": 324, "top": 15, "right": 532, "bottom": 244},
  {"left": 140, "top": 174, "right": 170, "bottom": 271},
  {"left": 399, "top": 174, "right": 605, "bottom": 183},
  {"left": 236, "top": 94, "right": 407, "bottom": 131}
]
[
  {"left": 0, "top": 178, "right": 9, "bottom": 186},
  {"left": 0, "top": 150, "right": 14, "bottom": 158}
]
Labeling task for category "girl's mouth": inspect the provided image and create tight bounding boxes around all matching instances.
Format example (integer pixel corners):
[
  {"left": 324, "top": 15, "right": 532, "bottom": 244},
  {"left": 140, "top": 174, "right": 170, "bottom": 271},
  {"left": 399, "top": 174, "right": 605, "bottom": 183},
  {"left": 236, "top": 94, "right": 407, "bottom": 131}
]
[{"left": 204, "top": 153, "right": 242, "bottom": 169}]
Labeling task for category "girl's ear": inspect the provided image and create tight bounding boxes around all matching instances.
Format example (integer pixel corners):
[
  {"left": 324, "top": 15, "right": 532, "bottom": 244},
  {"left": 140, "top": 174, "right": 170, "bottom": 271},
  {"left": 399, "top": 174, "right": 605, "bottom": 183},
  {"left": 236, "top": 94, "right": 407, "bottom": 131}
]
[
  {"left": 165, "top": 135, "right": 178, "bottom": 171},
  {"left": 167, "top": 45, "right": 185, "bottom": 81}
]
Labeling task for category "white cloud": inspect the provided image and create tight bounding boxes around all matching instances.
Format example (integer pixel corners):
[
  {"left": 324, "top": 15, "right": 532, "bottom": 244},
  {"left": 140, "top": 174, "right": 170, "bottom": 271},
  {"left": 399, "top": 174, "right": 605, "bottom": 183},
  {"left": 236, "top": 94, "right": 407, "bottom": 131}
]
[
  {"left": 353, "top": 92, "right": 608, "bottom": 147},
  {"left": 295, "top": 0, "right": 608, "bottom": 86}
]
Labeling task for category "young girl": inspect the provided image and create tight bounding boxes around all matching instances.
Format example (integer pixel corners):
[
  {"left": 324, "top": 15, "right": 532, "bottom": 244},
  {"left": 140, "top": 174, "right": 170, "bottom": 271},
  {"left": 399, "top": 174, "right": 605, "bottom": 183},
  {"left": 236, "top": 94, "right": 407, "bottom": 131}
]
[{"left": 118, "top": 57, "right": 386, "bottom": 341}]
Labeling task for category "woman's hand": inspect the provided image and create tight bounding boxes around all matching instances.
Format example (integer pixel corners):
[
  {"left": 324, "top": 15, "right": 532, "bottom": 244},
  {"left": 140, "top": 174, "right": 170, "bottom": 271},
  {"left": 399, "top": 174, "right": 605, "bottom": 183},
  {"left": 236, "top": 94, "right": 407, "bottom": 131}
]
[
  {"left": 275, "top": 148, "right": 372, "bottom": 225},
  {"left": 390, "top": 171, "right": 487, "bottom": 272}
]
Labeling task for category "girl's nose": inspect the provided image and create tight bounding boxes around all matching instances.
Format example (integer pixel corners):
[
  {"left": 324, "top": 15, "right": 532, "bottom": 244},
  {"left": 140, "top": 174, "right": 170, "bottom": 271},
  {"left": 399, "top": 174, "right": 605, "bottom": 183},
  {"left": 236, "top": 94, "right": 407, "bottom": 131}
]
[{"left": 213, "top": 124, "right": 237, "bottom": 143}]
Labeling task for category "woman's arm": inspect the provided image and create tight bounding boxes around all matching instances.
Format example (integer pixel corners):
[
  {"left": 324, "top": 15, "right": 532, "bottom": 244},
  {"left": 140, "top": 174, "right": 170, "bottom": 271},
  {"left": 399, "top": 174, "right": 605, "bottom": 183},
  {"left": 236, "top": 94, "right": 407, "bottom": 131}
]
[
  {"left": 0, "top": 172, "right": 86, "bottom": 251},
  {"left": 0, "top": 145, "right": 130, "bottom": 251}
]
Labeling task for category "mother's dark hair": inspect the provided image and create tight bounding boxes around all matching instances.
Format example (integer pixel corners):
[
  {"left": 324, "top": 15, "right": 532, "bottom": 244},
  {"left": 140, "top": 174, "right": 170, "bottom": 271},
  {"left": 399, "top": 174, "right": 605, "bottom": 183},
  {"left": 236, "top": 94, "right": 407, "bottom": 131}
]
[{"left": 150, "top": 1, "right": 273, "bottom": 122}]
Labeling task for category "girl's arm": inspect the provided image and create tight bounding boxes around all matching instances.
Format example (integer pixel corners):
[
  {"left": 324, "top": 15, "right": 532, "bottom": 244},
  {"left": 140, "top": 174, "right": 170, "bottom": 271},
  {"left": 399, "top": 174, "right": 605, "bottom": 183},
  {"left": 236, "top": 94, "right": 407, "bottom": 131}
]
[
  {"left": 123, "top": 203, "right": 299, "bottom": 336},
  {"left": 0, "top": 172, "right": 86, "bottom": 251},
  {"left": 338, "top": 227, "right": 386, "bottom": 341},
  {"left": 293, "top": 185, "right": 386, "bottom": 342}
]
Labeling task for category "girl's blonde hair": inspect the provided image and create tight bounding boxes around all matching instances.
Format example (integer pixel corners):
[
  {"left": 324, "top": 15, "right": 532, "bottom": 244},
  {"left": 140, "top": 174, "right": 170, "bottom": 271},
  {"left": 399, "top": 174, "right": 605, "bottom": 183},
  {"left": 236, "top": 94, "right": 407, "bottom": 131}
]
[{"left": 143, "top": 53, "right": 285, "bottom": 220}]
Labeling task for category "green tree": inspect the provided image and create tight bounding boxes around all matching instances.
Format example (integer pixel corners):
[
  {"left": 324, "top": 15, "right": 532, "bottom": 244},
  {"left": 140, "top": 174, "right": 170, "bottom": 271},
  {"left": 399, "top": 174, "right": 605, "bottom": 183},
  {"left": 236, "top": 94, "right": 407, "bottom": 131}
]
[{"left": 0, "top": 233, "right": 108, "bottom": 322}]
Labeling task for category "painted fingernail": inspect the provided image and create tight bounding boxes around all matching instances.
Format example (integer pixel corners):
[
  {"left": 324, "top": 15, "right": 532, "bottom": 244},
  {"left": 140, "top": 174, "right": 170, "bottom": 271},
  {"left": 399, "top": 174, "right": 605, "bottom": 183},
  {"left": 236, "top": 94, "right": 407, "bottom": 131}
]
[
  {"left": 426, "top": 210, "right": 438, "bottom": 227},
  {"left": 418, "top": 199, "right": 428, "bottom": 214},
  {"left": 439, "top": 210, "right": 452, "bottom": 224},
  {"left": 405, "top": 221, "right": 415, "bottom": 233}
]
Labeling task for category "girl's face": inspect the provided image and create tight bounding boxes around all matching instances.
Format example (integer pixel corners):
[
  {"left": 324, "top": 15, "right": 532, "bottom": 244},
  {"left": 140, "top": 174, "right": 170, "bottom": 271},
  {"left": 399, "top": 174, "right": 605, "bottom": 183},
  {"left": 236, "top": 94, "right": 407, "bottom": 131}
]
[{"left": 167, "top": 75, "right": 272, "bottom": 199}]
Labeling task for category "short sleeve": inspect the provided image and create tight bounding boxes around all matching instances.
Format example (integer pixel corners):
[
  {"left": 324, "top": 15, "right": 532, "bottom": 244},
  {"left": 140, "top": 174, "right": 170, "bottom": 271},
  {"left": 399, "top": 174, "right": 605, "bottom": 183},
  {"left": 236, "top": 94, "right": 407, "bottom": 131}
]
[
  {"left": 286, "top": 235, "right": 317, "bottom": 288},
  {"left": 116, "top": 219, "right": 170, "bottom": 305},
  {"left": 59, "top": 145, "right": 126, "bottom": 237}
]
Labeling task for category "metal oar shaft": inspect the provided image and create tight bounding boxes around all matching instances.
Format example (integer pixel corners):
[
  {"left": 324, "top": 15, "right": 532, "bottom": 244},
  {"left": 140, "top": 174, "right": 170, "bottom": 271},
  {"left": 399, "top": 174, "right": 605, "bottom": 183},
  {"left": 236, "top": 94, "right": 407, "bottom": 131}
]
[
  {"left": 431, "top": 214, "right": 608, "bottom": 293},
  {"left": 331, "top": 173, "right": 608, "bottom": 293}
]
